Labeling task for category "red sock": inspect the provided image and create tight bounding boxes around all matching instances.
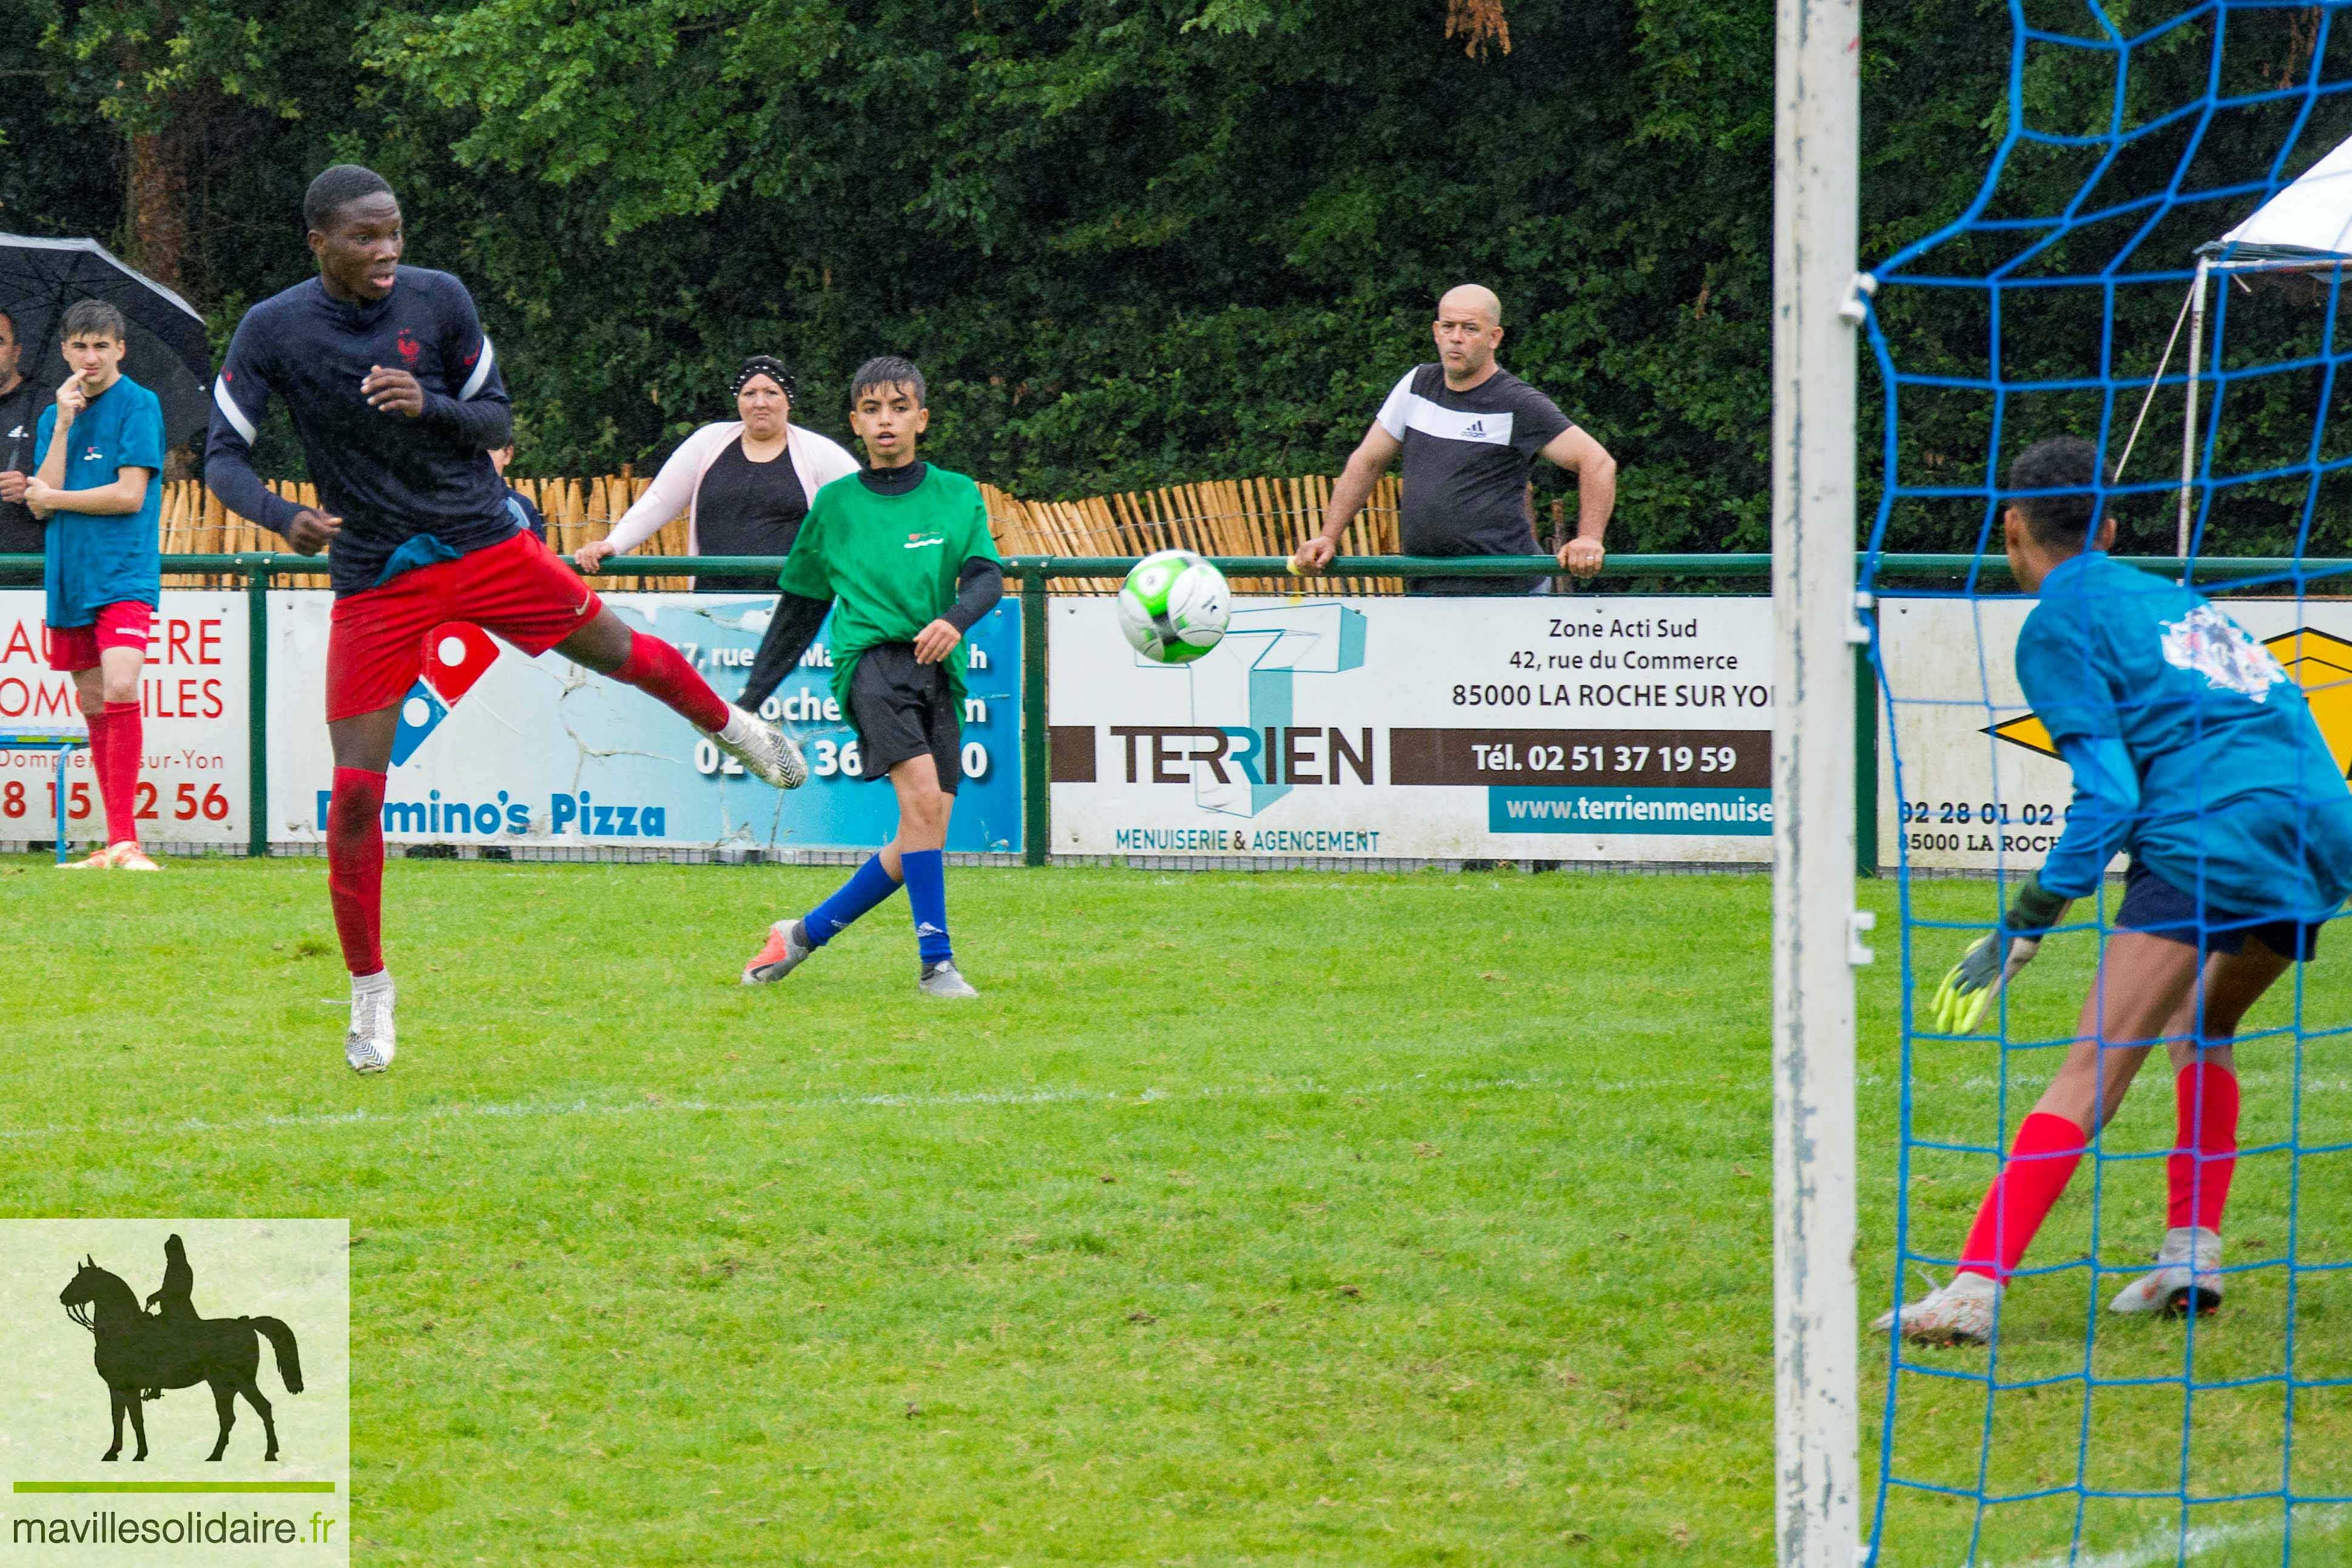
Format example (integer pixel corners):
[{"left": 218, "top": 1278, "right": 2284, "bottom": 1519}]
[
  {"left": 611, "top": 632, "right": 728, "bottom": 731},
  {"left": 99, "top": 701, "right": 142, "bottom": 847},
  {"left": 2169, "top": 1061, "right": 2239, "bottom": 1233},
  {"left": 80, "top": 705, "right": 113, "bottom": 836},
  {"left": 1958, "top": 1111, "right": 2087, "bottom": 1282},
  {"left": 326, "top": 767, "right": 387, "bottom": 977}
]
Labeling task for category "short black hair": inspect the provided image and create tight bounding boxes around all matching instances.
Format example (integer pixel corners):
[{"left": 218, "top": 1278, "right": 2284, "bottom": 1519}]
[
  {"left": 60, "top": 300, "right": 127, "bottom": 344},
  {"left": 849, "top": 355, "right": 925, "bottom": 408},
  {"left": 305, "top": 164, "right": 396, "bottom": 234},
  {"left": 2004, "top": 436, "right": 2103, "bottom": 551}
]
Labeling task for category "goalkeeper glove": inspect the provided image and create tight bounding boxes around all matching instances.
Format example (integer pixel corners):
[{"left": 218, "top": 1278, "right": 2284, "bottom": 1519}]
[{"left": 1930, "top": 875, "right": 2071, "bottom": 1034}]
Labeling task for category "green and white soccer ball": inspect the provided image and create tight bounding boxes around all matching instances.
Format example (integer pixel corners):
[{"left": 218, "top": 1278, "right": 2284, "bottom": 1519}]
[{"left": 1116, "top": 550, "right": 1230, "bottom": 664}]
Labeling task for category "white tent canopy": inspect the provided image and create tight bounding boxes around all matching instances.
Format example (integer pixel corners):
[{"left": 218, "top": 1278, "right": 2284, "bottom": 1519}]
[
  {"left": 2112, "top": 133, "right": 2352, "bottom": 553},
  {"left": 2203, "top": 132, "right": 2352, "bottom": 264}
]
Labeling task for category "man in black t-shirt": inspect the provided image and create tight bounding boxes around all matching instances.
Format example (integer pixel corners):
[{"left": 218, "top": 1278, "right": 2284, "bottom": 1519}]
[
  {"left": 0, "top": 309, "right": 57, "bottom": 558},
  {"left": 1292, "top": 284, "right": 1616, "bottom": 594}
]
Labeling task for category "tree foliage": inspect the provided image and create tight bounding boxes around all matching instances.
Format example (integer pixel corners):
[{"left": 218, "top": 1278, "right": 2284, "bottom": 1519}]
[{"left": 6, "top": 0, "right": 2351, "bottom": 554}]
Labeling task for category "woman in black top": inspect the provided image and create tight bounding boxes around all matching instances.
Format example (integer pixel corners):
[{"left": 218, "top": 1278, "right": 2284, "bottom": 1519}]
[{"left": 580, "top": 355, "right": 858, "bottom": 590}]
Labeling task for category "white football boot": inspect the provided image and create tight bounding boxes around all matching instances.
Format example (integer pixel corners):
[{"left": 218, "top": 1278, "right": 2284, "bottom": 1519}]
[
  {"left": 918, "top": 960, "right": 979, "bottom": 999},
  {"left": 2108, "top": 1226, "right": 2223, "bottom": 1317},
  {"left": 345, "top": 975, "right": 397, "bottom": 1075},
  {"left": 1873, "top": 1270, "right": 2001, "bottom": 1346},
  {"left": 706, "top": 705, "right": 807, "bottom": 789}
]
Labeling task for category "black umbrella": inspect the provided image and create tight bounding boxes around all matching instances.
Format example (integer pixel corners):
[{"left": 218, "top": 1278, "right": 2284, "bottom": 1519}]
[{"left": 0, "top": 235, "right": 212, "bottom": 453}]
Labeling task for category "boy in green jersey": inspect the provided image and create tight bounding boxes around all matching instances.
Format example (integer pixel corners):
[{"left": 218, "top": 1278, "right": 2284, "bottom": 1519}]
[{"left": 736, "top": 357, "right": 1003, "bottom": 997}]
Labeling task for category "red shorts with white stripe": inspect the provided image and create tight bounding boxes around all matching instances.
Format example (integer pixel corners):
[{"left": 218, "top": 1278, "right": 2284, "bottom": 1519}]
[
  {"left": 325, "top": 532, "right": 602, "bottom": 721},
  {"left": 47, "top": 601, "right": 153, "bottom": 673}
]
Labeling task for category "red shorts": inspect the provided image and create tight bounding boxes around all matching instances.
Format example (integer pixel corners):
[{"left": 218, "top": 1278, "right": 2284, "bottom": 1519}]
[
  {"left": 47, "top": 601, "right": 153, "bottom": 673},
  {"left": 326, "top": 533, "right": 603, "bottom": 721}
]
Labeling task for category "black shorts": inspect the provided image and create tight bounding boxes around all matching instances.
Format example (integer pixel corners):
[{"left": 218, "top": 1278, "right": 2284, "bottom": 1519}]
[
  {"left": 2115, "top": 859, "right": 2323, "bottom": 962},
  {"left": 848, "top": 643, "right": 962, "bottom": 794}
]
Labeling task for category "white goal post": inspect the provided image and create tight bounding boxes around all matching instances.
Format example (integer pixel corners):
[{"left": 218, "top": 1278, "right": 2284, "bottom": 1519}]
[{"left": 1771, "top": 0, "right": 1864, "bottom": 1558}]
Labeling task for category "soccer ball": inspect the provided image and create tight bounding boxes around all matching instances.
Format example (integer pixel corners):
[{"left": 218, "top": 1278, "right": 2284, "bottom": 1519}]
[{"left": 1116, "top": 550, "right": 1230, "bottom": 664}]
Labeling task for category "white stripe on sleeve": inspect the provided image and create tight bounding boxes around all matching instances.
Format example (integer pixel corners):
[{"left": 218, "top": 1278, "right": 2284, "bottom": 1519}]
[
  {"left": 459, "top": 335, "right": 496, "bottom": 401},
  {"left": 213, "top": 376, "right": 257, "bottom": 445}
]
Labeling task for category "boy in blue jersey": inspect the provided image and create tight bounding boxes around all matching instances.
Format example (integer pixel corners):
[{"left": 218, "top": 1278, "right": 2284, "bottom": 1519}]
[
  {"left": 206, "top": 165, "right": 804, "bottom": 1075},
  {"left": 1880, "top": 437, "right": 2352, "bottom": 1345},
  {"left": 23, "top": 301, "right": 166, "bottom": 871}
]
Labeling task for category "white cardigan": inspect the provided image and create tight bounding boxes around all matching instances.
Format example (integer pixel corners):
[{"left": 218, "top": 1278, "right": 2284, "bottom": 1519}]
[{"left": 601, "top": 420, "right": 861, "bottom": 556}]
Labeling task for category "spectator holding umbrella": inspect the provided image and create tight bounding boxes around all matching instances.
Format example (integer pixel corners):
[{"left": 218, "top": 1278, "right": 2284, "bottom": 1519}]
[
  {"left": 576, "top": 356, "right": 858, "bottom": 591},
  {"left": 0, "top": 309, "right": 55, "bottom": 557}
]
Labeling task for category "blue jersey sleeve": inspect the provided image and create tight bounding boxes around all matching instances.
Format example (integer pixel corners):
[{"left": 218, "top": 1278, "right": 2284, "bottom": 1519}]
[
  {"left": 120, "top": 388, "right": 165, "bottom": 474},
  {"left": 2015, "top": 599, "right": 2121, "bottom": 744},
  {"left": 419, "top": 276, "right": 513, "bottom": 451},
  {"left": 204, "top": 312, "right": 303, "bottom": 536},
  {"left": 32, "top": 406, "right": 54, "bottom": 469}
]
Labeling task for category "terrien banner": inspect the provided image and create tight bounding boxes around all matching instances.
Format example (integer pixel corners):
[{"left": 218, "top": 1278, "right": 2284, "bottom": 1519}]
[
  {"left": 1046, "top": 594, "right": 1775, "bottom": 861},
  {"left": 0, "top": 590, "right": 248, "bottom": 845},
  {"left": 1877, "top": 595, "right": 2352, "bottom": 875},
  {"left": 264, "top": 592, "right": 1023, "bottom": 854}
]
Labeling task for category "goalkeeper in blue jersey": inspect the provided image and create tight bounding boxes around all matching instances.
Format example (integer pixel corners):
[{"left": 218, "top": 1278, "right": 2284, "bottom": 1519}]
[{"left": 1879, "top": 436, "right": 2352, "bottom": 1346}]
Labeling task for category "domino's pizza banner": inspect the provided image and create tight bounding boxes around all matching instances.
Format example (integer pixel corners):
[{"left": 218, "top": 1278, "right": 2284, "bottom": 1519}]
[
  {"left": 263, "top": 591, "right": 1024, "bottom": 855},
  {"left": 1047, "top": 595, "right": 1776, "bottom": 862},
  {"left": 1878, "top": 596, "right": 2352, "bottom": 876},
  {"left": 0, "top": 590, "right": 249, "bottom": 845}
]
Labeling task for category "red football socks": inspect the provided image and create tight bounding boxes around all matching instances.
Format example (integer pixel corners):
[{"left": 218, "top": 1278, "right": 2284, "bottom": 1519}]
[
  {"left": 80, "top": 704, "right": 114, "bottom": 839},
  {"left": 99, "top": 701, "right": 142, "bottom": 847},
  {"left": 612, "top": 632, "right": 729, "bottom": 732},
  {"left": 2169, "top": 1061, "right": 2240, "bottom": 1233},
  {"left": 326, "top": 766, "right": 388, "bottom": 976},
  {"left": 1958, "top": 1111, "right": 2087, "bottom": 1282}
]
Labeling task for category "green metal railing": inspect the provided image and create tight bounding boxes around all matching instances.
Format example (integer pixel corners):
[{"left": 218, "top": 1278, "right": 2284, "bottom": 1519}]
[{"left": 6, "top": 546, "right": 2332, "bottom": 870}]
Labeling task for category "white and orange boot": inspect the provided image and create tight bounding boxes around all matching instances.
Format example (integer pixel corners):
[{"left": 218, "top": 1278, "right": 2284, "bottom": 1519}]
[
  {"left": 57, "top": 844, "right": 113, "bottom": 870},
  {"left": 107, "top": 842, "right": 161, "bottom": 871}
]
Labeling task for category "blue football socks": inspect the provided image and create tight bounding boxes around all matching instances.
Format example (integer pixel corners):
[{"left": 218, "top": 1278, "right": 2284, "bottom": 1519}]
[
  {"left": 804, "top": 853, "right": 901, "bottom": 947},
  {"left": 901, "top": 849, "right": 954, "bottom": 964}
]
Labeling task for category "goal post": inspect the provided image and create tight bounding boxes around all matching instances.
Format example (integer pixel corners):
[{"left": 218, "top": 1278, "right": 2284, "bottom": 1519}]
[{"left": 1771, "top": 0, "right": 1864, "bottom": 1557}]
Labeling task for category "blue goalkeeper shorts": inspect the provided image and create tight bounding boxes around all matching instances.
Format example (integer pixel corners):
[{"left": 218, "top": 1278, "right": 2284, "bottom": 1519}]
[{"left": 2116, "top": 858, "right": 2325, "bottom": 962}]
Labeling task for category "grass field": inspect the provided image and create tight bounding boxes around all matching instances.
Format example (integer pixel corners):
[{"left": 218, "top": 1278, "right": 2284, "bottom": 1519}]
[{"left": 2, "top": 856, "right": 2348, "bottom": 1564}]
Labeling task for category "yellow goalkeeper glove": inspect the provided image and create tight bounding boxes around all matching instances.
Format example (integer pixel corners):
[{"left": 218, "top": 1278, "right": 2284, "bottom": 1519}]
[{"left": 1930, "top": 876, "right": 2070, "bottom": 1034}]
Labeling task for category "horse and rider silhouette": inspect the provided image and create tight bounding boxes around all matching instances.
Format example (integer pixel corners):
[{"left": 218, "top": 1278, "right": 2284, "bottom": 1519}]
[{"left": 58, "top": 1236, "right": 303, "bottom": 1462}]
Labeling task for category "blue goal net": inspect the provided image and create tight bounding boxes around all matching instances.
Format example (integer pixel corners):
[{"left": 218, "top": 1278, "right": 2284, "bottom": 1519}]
[{"left": 1863, "top": 1, "right": 2352, "bottom": 1562}]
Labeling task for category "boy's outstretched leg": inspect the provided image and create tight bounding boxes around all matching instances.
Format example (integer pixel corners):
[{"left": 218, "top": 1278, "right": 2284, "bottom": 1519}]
[
  {"left": 327, "top": 708, "right": 398, "bottom": 1074},
  {"left": 743, "top": 854, "right": 905, "bottom": 984},
  {"left": 1879, "top": 931, "right": 2202, "bottom": 1345},
  {"left": 553, "top": 607, "right": 804, "bottom": 788}
]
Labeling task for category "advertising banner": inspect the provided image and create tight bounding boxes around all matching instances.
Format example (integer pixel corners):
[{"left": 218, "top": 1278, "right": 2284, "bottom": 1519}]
[
  {"left": 0, "top": 591, "right": 247, "bottom": 846},
  {"left": 265, "top": 592, "right": 1023, "bottom": 855},
  {"left": 1876, "top": 595, "right": 2352, "bottom": 873},
  {"left": 1047, "top": 594, "right": 1775, "bottom": 862}
]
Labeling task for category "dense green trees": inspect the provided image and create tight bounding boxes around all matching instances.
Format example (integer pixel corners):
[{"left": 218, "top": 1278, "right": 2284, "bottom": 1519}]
[{"left": 5, "top": 0, "right": 2349, "bottom": 554}]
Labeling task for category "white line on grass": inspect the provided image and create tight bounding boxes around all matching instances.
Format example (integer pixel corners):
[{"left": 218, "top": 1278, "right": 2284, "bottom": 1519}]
[
  {"left": 1983, "top": 1505, "right": 2347, "bottom": 1568},
  {"left": 0, "top": 1074, "right": 1575, "bottom": 1145}
]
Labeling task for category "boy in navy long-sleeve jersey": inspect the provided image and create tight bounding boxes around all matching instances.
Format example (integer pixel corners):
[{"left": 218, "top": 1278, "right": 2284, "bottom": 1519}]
[{"left": 205, "top": 164, "right": 805, "bottom": 1075}]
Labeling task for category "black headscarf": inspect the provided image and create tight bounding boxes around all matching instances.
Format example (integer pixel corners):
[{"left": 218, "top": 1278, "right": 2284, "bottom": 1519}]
[{"left": 730, "top": 356, "right": 798, "bottom": 403}]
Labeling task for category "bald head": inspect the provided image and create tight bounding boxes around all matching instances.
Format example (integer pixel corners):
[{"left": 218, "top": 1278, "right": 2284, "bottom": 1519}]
[
  {"left": 1438, "top": 284, "right": 1501, "bottom": 329},
  {"left": 1432, "top": 284, "right": 1505, "bottom": 389}
]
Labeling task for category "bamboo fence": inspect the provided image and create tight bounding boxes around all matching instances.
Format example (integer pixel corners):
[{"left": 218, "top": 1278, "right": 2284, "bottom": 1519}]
[{"left": 155, "top": 471, "right": 1429, "bottom": 594}]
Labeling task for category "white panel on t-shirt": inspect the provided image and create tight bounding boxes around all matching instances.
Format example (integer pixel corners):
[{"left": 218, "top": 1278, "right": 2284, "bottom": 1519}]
[{"left": 1373, "top": 371, "right": 1514, "bottom": 446}]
